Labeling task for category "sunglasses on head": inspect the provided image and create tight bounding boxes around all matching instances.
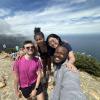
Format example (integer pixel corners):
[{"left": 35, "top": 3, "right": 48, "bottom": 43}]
[{"left": 25, "top": 46, "right": 34, "bottom": 50}]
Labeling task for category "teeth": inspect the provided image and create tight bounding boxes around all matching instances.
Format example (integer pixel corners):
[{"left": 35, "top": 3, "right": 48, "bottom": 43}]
[{"left": 55, "top": 57, "right": 60, "bottom": 61}]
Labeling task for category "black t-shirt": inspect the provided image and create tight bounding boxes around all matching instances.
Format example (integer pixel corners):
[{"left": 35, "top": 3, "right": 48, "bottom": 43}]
[
  {"left": 38, "top": 41, "right": 51, "bottom": 58},
  {"left": 61, "top": 41, "right": 72, "bottom": 52},
  {"left": 47, "top": 45, "right": 55, "bottom": 56}
]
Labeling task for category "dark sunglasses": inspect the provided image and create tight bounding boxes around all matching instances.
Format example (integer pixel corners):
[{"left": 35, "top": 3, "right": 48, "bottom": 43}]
[{"left": 25, "top": 46, "right": 34, "bottom": 50}]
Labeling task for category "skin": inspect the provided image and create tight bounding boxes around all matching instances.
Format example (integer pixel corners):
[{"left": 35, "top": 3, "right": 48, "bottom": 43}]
[
  {"left": 48, "top": 37, "right": 59, "bottom": 49},
  {"left": 13, "top": 43, "right": 44, "bottom": 100},
  {"left": 54, "top": 46, "right": 76, "bottom": 69},
  {"left": 48, "top": 37, "right": 75, "bottom": 64},
  {"left": 35, "top": 35, "right": 47, "bottom": 53},
  {"left": 35, "top": 35, "right": 51, "bottom": 75},
  {"left": 35, "top": 35, "right": 45, "bottom": 46},
  {"left": 54, "top": 46, "right": 68, "bottom": 63},
  {"left": 48, "top": 37, "right": 77, "bottom": 71}
]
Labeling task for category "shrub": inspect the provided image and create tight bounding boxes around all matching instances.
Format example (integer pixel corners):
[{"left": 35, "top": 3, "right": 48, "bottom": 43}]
[
  {"left": 4, "top": 48, "right": 17, "bottom": 53},
  {"left": 75, "top": 52, "right": 100, "bottom": 77}
]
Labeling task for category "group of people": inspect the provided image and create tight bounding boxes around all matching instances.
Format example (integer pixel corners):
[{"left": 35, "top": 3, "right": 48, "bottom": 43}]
[{"left": 12, "top": 27, "right": 86, "bottom": 100}]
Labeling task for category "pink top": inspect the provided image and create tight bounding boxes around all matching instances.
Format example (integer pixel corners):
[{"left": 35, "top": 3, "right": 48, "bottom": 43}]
[{"left": 13, "top": 56, "right": 42, "bottom": 88}]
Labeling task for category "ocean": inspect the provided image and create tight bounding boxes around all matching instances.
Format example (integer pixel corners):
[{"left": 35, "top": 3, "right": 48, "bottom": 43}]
[
  {"left": 59, "top": 34, "right": 100, "bottom": 61},
  {"left": 0, "top": 34, "right": 100, "bottom": 61}
]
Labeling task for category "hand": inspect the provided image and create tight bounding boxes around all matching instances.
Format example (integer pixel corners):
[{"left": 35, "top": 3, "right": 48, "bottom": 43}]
[
  {"left": 30, "top": 89, "right": 37, "bottom": 97},
  {"left": 66, "top": 62, "right": 78, "bottom": 72},
  {"left": 16, "top": 50, "right": 25, "bottom": 60},
  {"left": 16, "top": 54, "right": 23, "bottom": 60},
  {"left": 15, "top": 90, "right": 22, "bottom": 98}
]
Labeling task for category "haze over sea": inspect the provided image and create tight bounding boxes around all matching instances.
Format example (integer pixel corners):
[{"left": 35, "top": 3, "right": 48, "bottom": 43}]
[
  {"left": 59, "top": 34, "right": 100, "bottom": 61},
  {"left": 0, "top": 33, "right": 100, "bottom": 61}
]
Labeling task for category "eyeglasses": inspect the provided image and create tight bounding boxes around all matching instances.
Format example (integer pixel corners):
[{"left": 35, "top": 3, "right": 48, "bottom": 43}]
[{"left": 25, "top": 46, "right": 34, "bottom": 50}]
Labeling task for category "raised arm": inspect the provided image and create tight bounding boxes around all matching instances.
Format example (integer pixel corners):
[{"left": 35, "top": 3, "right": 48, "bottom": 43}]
[{"left": 68, "top": 51, "right": 75, "bottom": 64}]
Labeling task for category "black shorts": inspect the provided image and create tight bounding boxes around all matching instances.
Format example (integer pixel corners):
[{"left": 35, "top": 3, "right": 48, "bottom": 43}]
[{"left": 20, "top": 83, "right": 43, "bottom": 98}]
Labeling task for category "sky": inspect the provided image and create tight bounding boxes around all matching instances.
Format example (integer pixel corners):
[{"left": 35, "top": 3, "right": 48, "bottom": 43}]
[{"left": 0, "top": 0, "right": 100, "bottom": 36}]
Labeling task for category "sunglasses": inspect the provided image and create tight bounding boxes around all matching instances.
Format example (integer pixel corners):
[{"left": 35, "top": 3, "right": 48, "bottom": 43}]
[{"left": 25, "top": 46, "right": 34, "bottom": 50}]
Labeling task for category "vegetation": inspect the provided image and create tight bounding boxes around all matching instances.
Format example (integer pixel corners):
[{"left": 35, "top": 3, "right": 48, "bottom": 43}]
[
  {"left": 75, "top": 52, "right": 100, "bottom": 77},
  {"left": 4, "top": 48, "right": 17, "bottom": 53}
]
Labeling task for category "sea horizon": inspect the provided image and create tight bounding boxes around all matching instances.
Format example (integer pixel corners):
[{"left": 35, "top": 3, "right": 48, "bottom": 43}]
[
  {"left": 0, "top": 33, "right": 100, "bottom": 61},
  {"left": 59, "top": 34, "right": 100, "bottom": 61}
]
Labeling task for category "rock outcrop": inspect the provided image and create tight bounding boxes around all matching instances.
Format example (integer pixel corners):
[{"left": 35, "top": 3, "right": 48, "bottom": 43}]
[{"left": 0, "top": 53, "right": 100, "bottom": 100}]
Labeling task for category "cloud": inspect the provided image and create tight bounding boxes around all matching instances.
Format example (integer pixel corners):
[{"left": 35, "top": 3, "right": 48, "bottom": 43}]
[
  {"left": 49, "top": 0, "right": 87, "bottom": 7},
  {"left": 0, "top": 8, "right": 11, "bottom": 17},
  {"left": 0, "top": 19, "right": 12, "bottom": 34},
  {"left": 0, "top": 0, "right": 100, "bottom": 36},
  {"left": 70, "top": 0, "right": 87, "bottom": 4}
]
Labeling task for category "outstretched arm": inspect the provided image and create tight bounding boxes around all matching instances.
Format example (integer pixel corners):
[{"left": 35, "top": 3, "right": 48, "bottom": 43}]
[
  {"left": 68, "top": 51, "right": 75, "bottom": 64},
  {"left": 66, "top": 51, "right": 77, "bottom": 72}
]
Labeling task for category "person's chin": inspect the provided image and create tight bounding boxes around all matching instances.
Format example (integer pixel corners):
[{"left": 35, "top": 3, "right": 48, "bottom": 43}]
[
  {"left": 54, "top": 46, "right": 57, "bottom": 49},
  {"left": 54, "top": 59, "right": 61, "bottom": 64},
  {"left": 51, "top": 45, "right": 56, "bottom": 49},
  {"left": 28, "top": 52, "right": 33, "bottom": 55}
]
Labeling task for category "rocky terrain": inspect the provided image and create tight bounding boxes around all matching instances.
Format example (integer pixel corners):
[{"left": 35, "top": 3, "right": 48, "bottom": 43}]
[{"left": 0, "top": 52, "right": 100, "bottom": 100}]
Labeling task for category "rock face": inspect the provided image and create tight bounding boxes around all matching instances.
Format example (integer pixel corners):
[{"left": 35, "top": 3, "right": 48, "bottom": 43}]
[
  {"left": 0, "top": 76, "right": 6, "bottom": 88},
  {"left": 80, "top": 72, "right": 100, "bottom": 100},
  {"left": 0, "top": 53, "right": 100, "bottom": 100}
]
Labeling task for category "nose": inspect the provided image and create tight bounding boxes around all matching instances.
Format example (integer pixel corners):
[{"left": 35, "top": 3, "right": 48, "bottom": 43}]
[
  {"left": 50, "top": 42, "right": 55, "bottom": 46},
  {"left": 55, "top": 52, "right": 60, "bottom": 57},
  {"left": 51, "top": 43, "right": 54, "bottom": 46}
]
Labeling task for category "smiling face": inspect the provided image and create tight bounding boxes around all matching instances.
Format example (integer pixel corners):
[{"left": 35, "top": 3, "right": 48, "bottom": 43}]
[
  {"left": 35, "top": 35, "right": 44, "bottom": 46},
  {"left": 24, "top": 43, "right": 35, "bottom": 56},
  {"left": 54, "top": 46, "right": 68, "bottom": 64},
  {"left": 48, "top": 37, "right": 59, "bottom": 48}
]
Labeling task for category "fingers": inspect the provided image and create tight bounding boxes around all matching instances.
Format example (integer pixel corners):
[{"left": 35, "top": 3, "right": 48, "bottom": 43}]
[
  {"left": 18, "top": 91, "right": 22, "bottom": 98},
  {"left": 30, "top": 90, "right": 37, "bottom": 97},
  {"left": 66, "top": 63, "right": 78, "bottom": 72}
]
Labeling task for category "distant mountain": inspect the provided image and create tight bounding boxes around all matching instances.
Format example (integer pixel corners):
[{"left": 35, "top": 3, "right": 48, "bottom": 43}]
[{"left": 0, "top": 34, "right": 29, "bottom": 50}]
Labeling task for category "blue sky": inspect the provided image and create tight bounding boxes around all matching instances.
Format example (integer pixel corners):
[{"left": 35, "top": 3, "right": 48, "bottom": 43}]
[{"left": 0, "top": 0, "right": 100, "bottom": 36}]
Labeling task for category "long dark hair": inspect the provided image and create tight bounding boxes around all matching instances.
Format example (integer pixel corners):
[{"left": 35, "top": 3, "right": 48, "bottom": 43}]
[{"left": 46, "top": 34, "right": 62, "bottom": 45}]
